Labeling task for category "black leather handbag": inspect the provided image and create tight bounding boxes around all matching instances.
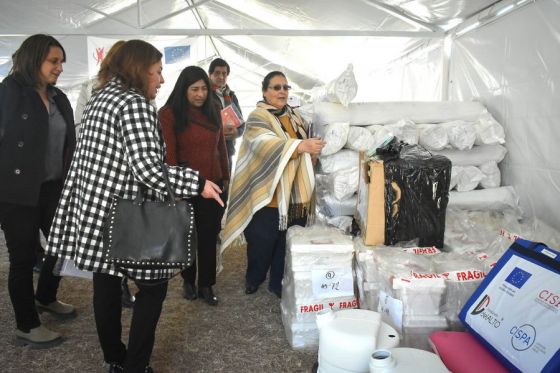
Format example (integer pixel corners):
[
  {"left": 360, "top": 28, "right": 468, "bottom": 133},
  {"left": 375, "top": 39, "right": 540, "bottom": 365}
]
[{"left": 103, "top": 163, "right": 196, "bottom": 273}]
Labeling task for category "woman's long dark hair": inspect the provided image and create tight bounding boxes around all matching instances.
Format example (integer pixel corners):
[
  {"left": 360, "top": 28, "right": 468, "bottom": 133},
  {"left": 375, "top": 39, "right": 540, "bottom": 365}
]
[
  {"left": 164, "top": 65, "right": 221, "bottom": 132},
  {"left": 10, "top": 34, "right": 66, "bottom": 88}
]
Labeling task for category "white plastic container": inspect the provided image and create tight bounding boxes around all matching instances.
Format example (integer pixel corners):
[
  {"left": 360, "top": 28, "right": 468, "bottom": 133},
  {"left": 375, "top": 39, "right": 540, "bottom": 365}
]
[
  {"left": 369, "top": 348, "right": 449, "bottom": 372},
  {"left": 316, "top": 309, "right": 400, "bottom": 373}
]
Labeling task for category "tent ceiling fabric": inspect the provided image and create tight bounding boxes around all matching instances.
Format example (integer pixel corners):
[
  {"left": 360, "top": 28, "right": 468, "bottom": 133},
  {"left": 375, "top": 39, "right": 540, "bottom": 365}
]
[{"left": 0, "top": 0, "right": 503, "bottom": 35}]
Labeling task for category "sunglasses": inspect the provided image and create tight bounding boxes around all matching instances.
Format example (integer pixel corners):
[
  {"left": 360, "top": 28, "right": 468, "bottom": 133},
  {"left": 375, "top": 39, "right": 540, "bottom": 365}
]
[{"left": 269, "top": 84, "right": 292, "bottom": 91}]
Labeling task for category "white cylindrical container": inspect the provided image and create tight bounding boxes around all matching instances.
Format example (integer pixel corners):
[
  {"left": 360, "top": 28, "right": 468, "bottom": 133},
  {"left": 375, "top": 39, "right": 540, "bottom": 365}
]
[
  {"left": 317, "top": 309, "right": 400, "bottom": 373},
  {"left": 369, "top": 348, "right": 449, "bottom": 373}
]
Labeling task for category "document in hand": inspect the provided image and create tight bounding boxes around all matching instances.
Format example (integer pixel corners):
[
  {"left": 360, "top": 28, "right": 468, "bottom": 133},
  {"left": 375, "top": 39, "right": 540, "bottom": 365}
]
[{"left": 221, "top": 105, "right": 242, "bottom": 128}]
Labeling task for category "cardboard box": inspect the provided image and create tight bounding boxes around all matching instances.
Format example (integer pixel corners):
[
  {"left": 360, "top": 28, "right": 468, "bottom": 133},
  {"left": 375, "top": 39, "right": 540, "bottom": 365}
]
[{"left": 356, "top": 153, "right": 385, "bottom": 245}]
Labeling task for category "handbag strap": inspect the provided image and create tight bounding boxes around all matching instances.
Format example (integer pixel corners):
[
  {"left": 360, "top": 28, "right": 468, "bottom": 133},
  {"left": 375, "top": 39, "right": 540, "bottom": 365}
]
[{"left": 133, "top": 161, "right": 177, "bottom": 205}]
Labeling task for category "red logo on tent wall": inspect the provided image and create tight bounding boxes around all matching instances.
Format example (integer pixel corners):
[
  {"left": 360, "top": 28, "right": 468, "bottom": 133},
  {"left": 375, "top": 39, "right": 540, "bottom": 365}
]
[{"left": 94, "top": 47, "right": 105, "bottom": 65}]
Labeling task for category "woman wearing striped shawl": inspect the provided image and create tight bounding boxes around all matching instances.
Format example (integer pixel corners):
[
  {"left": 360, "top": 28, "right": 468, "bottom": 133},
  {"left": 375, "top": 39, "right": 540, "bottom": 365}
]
[{"left": 221, "top": 71, "right": 325, "bottom": 298}]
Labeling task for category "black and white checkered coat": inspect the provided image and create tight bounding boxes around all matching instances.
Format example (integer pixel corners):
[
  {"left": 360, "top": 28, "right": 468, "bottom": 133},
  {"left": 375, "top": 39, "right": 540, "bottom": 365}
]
[{"left": 46, "top": 79, "right": 201, "bottom": 280}]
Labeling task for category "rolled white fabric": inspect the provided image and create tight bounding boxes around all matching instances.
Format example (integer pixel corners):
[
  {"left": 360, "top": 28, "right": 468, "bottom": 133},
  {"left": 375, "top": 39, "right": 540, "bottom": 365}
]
[
  {"left": 479, "top": 161, "right": 501, "bottom": 189},
  {"left": 417, "top": 123, "right": 449, "bottom": 150},
  {"left": 346, "top": 126, "right": 376, "bottom": 152},
  {"left": 321, "top": 122, "right": 350, "bottom": 156},
  {"left": 432, "top": 144, "right": 507, "bottom": 167},
  {"left": 319, "top": 149, "right": 360, "bottom": 173},
  {"left": 444, "top": 120, "right": 476, "bottom": 150},
  {"left": 456, "top": 165, "right": 485, "bottom": 192},
  {"left": 474, "top": 113, "right": 506, "bottom": 145}
]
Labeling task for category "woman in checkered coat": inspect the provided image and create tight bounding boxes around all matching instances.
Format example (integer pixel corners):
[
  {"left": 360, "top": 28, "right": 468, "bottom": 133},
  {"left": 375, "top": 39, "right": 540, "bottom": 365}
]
[{"left": 46, "top": 40, "right": 223, "bottom": 373}]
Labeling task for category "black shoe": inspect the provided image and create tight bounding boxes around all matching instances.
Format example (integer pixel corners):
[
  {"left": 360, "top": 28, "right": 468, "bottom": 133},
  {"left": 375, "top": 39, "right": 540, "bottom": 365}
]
[
  {"left": 268, "top": 287, "right": 282, "bottom": 299},
  {"left": 245, "top": 284, "right": 259, "bottom": 295},
  {"left": 107, "top": 363, "right": 124, "bottom": 373},
  {"left": 182, "top": 282, "right": 197, "bottom": 300},
  {"left": 121, "top": 279, "right": 135, "bottom": 308},
  {"left": 198, "top": 286, "right": 218, "bottom": 306}
]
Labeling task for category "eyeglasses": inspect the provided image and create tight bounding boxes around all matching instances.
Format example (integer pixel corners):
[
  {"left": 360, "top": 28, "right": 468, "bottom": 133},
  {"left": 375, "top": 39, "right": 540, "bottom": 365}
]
[{"left": 268, "top": 84, "right": 291, "bottom": 91}]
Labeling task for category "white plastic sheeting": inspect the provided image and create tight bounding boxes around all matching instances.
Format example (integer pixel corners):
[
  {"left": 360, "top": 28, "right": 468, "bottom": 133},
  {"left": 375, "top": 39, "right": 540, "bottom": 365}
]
[{"left": 448, "top": 0, "right": 560, "bottom": 230}]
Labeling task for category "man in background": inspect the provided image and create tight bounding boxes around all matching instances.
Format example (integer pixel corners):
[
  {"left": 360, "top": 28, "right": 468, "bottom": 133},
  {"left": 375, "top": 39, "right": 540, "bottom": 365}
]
[{"left": 208, "top": 58, "right": 245, "bottom": 176}]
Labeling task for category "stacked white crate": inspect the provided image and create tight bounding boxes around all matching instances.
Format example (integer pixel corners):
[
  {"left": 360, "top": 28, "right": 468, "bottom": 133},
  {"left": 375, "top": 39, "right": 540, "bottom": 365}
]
[{"left": 281, "top": 225, "right": 357, "bottom": 350}]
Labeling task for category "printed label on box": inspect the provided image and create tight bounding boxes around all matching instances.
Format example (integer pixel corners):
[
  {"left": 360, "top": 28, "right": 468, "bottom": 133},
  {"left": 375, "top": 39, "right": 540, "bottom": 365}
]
[{"left": 311, "top": 267, "right": 354, "bottom": 299}]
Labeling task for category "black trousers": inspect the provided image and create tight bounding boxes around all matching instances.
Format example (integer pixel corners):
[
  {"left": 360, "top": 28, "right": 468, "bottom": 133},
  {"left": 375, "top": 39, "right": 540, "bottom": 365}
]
[
  {"left": 0, "top": 180, "right": 63, "bottom": 332},
  {"left": 244, "top": 207, "right": 306, "bottom": 293},
  {"left": 93, "top": 272, "right": 168, "bottom": 372},
  {"left": 181, "top": 195, "right": 225, "bottom": 288}
]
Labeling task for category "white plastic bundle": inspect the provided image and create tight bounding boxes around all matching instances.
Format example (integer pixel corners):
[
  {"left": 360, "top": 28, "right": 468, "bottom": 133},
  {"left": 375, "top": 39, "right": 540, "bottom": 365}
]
[
  {"left": 417, "top": 123, "right": 449, "bottom": 150},
  {"left": 448, "top": 186, "right": 519, "bottom": 212},
  {"left": 432, "top": 144, "right": 507, "bottom": 166},
  {"left": 474, "top": 113, "right": 506, "bottom": 145},
  {"left": 366, "top": 124, "right": 393, "bottom": 147},
  {"left": 449, "top": 167, "right": 460, "bottom": 191},
  {"left": 384, "top": 119, "right": 419, "bottom": 145},
  {"left": 320, "top": 122, "right": 350, "bottom": 156},
  {"left": 455, "top": 165, "right": 485, "bottom": 192},
  {"left": 444, "top": 120, "right": 476, "bottom": 150},
  {"left": 319, "top": 149, "right": 359, "bottom": 173},
  {"left": 479, "top": 161, "right": 501, "bottom": 188},
  {"left": 311, "top": 64, "right": 358, "bottom": 107},
  {"left": 346, "top": 126, "right": 376, "bottom": 152},
  {"left": 312, "top": 101, "right": 488, "bottom": 127},
  {"left": 327, "top": 167, "right": 359, "bottom": 201}
]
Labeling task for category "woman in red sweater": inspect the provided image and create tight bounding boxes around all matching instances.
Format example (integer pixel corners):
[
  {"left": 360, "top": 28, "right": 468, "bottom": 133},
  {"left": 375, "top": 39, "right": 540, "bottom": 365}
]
[{"left": 159, "top": 66, "right": 229, "bottom": 306}]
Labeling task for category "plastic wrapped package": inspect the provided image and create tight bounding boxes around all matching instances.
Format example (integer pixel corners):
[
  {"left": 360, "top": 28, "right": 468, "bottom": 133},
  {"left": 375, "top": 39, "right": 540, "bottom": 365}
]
[
  {"left": 455, "top": 165, "right": 485, "bottom": 192},
  {"left": 324, "top": 167, "right": 359, "bottom": 201},
  {"left": 311, "top": 64, "right": 358, "bottom": 107},
  {"left": 384, "top": 119, "right": 419, "bottom": 145},
  {"left": 432, "top": 144, "right": 507, "bottom": 166},
  {"left": 444, "top": 120, "right": 476, "bottom": 150},
  {"left": 433, "top": 253, "right": 487, "bottom": 330},
  {"left": 393, "top": 277, "right": 446, "bottom": 316},
  {"left": 473, "top": 113, "right": 506, "bottom": 145},
  {"left": 448, "top": 186, "right": 520, "bottom": 212},
  {"left": 320, "top": 122, "right": 350, "bottom": 156},
  {"left": 417, "top": 123, "right": 449, "bottom": 150},
  {"left": 316, "top": 174, "right": 357, "bottom": 217},
  {"left": 323, "top": 215, "right": 354, "bottom": 234},
  {"left": 382, "top": 145, "right": 451, "bottom": 248},
  {"left": 281, "top": 225, "right": 357, "bottom": 350},
  {"left": 346, "top": 126, "right": 376, "bottom": 152},
  {"left": 443, "top": 208, "right": 505, "bottom": 254},
  {"left": 449, "top": 166, "right": 460, "bottom": 190},
  {"left": 312, "top": 101, "right": 488, "bottom": 127},
  {"left": 401, "top": 315, "right": 449, "bottom": 351},
  {"left": 479, "top": 161, "right": 501, "bottom": 188},
  {"left": 295, "top": 104, "right": 314, "bottom": 125},
  {"left": 318, "top": 149, "right": 359, "bottom": 173},
  {"left": 367, "top": 124, "right": 392, "bottom": 144}
]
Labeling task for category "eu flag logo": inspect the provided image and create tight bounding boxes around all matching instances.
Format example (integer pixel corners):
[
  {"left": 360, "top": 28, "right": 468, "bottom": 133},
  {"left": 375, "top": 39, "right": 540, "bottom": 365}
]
[
  {"left": 505, "top": 267, "right": 532, "bottom": 289},
  {"left": 164, "top": 46, "right": 190, "bottom": 64}
]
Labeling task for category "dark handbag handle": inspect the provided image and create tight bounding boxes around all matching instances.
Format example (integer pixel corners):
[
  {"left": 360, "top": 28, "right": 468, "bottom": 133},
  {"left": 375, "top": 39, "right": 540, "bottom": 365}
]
[{"left": 133, "top": 162, "right": 177, "bottom": 205}]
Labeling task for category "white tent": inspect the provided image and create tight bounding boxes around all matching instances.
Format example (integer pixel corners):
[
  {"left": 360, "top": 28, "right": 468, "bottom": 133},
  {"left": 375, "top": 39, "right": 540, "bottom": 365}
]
[{"left": 1, "top": 0, "right": 559, "bottom": 231}]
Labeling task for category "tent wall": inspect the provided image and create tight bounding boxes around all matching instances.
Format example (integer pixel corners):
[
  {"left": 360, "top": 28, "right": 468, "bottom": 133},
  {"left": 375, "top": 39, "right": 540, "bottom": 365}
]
[{"left": 448, "top": 0, "right": 560, "bottom": 230}]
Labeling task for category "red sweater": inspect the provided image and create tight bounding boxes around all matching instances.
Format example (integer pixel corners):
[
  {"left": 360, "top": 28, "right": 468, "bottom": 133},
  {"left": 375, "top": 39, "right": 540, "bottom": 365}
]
[{"left": 159, "top": 105, "right": 229, "bottom": 183}]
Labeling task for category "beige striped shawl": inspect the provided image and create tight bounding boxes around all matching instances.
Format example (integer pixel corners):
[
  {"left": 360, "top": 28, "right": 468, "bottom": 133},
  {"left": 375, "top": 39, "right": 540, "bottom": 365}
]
[{"left": 220, "top": 102, "right": 315, "bottom": 250}]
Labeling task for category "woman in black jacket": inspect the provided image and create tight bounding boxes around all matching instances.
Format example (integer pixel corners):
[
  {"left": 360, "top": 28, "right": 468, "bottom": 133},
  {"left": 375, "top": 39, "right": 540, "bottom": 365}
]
[{"left": 0, "top": 34, "right": 76, "bottom": 348}]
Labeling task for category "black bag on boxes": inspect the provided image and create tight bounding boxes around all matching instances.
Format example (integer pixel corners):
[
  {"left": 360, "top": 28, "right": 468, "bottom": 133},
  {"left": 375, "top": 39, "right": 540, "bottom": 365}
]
[{"left": 379, "top": 142, "right": 451, "bottom": 248}]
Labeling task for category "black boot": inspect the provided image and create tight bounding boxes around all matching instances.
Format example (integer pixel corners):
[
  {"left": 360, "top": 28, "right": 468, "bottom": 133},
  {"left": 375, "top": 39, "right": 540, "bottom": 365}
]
[
  {"left": 121, "top": 278, "right": 135, "bottom": 308},
  {"left": 198, "top": 286, "right": 218, "bottom": 306},
  {"left": 182, "top": 282, "right": 197, "bottom": 300},
  {"left": 107, "top": 362, "right": 124, "bottom": 373}
]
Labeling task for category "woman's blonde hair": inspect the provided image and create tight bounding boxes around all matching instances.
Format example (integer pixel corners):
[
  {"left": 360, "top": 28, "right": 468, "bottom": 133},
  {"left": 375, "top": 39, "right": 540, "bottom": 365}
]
[
  {"left": 98, "top": 39, "right": 162, "bottom": 98},
  {"left": 95, "top": 40, "right": 126, "bottom": 89}
]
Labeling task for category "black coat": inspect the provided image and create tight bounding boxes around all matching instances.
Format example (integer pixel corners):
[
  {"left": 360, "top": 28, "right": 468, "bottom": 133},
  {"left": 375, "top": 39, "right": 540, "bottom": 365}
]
[{"left": 0, "top": 75, "right": 76, "bottom": 206}]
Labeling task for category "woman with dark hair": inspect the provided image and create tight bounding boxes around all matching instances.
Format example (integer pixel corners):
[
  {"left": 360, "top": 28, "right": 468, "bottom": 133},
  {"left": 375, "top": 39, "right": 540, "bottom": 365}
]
[
  {"left": 159, "top": 65, "right": 229, "bottom": 306},
  {"left": 221, "top": 71, "right": 325, "bottom": 298},
  {"left": 46, "top": 41, "right": 223, "bottom": 372},
  {"left": 0, "top": 34, "right": 76, "bottom": 348}
]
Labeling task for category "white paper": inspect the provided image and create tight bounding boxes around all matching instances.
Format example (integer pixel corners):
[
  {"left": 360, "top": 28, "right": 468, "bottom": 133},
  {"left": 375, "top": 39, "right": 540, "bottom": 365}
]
[{"left": 311, "top": 267, "right": 354, "bottom": 299}]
